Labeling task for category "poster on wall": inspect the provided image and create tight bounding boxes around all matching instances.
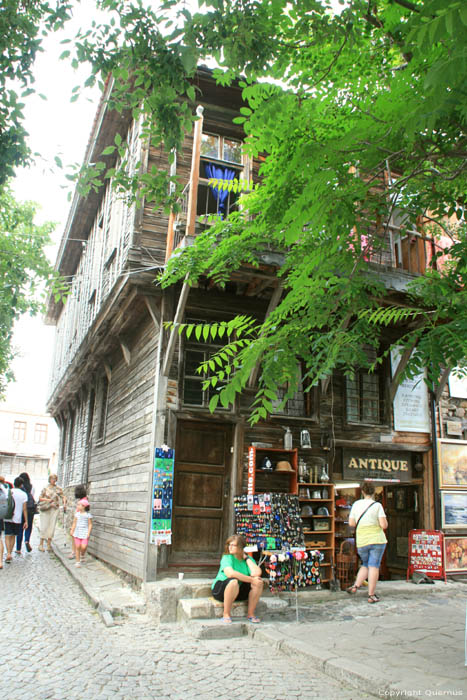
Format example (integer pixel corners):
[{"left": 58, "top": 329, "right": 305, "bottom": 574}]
[
  {"left": 391, "top": 348, "right": 430, "bottom": 433},
  {"left": 448, "top": 369, "right": 467, "bottom": 399},
  {"left": 150, "top": 446, "right": 174, "bottom": 545},
  {"left": 438, "top": 439, "right": 467, "bottom": 488}
]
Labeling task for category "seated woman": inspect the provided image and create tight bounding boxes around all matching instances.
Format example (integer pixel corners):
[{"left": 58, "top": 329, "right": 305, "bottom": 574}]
[{"left": 211, "top": 534, "right": 264, "bottom": 624}]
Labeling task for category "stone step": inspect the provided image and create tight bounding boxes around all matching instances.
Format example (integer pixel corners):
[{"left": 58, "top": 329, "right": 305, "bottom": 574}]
[
  {"left": 184, "top": 619, "right": 248, "bottom": 640},
  {"left": 177, "top": 595, "right": 289, "bottom": 622}
]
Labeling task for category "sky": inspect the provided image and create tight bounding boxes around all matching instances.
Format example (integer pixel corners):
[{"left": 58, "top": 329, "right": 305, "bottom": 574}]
[{"left": 3, "top": 2, "right": 101, "bottom": 413}]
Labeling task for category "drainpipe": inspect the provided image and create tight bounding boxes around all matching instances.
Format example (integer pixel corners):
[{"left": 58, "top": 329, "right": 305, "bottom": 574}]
[{"left": 429, "top": 387, "right": 441, "bottom": 530}]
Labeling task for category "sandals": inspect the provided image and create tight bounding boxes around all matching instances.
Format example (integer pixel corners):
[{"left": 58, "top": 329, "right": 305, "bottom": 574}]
[
  {"left": 38, "top": 546, "right": 44, "bottom": 552},
  {"left": 247, "top": 615, "right": 261, "bottom": 624},
  {"left": 346, "top": 584, "right": 360, "bottom": 594},
  {"left": 221, "top": 616, "right": 232, "bottom": 624},
  {"left": 368, "top": 594, "right": 380, "bottom": 604}
]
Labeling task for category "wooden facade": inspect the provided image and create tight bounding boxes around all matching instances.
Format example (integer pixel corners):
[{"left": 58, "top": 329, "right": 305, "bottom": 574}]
[{"left": 47, "top": 68, "right": 454, "bottom": 583}]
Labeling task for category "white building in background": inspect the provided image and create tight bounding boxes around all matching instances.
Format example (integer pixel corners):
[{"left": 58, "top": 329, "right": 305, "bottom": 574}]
[{"left": 0, "top": 407, "right": 59, "bottom": 492}]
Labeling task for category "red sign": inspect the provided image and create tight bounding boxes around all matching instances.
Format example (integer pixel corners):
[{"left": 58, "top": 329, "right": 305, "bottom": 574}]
[{"left": 406, "top": 529, "right": 446, "bottom": 582}]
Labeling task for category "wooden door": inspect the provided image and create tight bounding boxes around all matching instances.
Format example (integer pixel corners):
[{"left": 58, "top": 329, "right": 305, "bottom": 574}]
[{"left": 170, "top": 420, "right": 232, "bottom": 564}]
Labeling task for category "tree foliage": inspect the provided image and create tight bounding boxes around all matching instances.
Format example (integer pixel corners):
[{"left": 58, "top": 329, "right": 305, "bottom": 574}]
[
  {"left": 0, "top": 185, "right": 64, "bottom": 398},
  {"left": 3, "top": 0, "right": 467, "bottom": 420}
]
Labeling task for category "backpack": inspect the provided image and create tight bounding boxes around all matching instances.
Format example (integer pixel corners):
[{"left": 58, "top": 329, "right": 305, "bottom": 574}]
[
  {"left": 0, "top": 487, "right": 14, "bottom": 520},
  {"left": 25, "top": 487, "right": 36, "bottom": 512}
]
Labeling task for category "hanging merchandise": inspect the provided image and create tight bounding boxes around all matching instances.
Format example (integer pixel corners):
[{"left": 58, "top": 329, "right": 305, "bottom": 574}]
[
  {"left": 234, "top": 493, "right": 304, "bottom": 550},
  {"left": 264, "top": 549, "right": 324, "bottom": 592}
]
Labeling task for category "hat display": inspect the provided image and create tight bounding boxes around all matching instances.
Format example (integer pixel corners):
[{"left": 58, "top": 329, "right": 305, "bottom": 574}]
[
  {"left": 300, "top": 505, "right": 313, "bottom": 517},
  {"left": 276, "top": 460, "right": 294, "bottom": 472},
  {"left": 316, "top": 506, "right": 329, "bottom": 516}
]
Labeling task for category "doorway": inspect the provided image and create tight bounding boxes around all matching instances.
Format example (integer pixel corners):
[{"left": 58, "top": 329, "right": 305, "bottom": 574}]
[
  {"left": 170, "top": 419, "right": 233, "bottom": 565},
  {"left": 383, "top": 484, "right": 420, "bottom": 575}
]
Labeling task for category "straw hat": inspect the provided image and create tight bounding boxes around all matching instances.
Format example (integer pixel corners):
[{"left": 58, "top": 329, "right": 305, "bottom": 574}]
[{"left": 275, "top": 460, "right": 294, "bottom": 472}]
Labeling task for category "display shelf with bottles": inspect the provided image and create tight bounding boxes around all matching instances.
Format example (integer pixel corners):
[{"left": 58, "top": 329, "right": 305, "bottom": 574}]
[
  {"left": 298, "top": 482, "right": 335, "bottom": 584},
  {"left": 247, "top": 446, "right": 298, "bottom": 495}
]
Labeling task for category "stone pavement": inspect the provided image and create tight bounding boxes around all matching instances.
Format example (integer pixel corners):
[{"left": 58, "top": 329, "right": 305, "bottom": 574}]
[
  {"left": 8, "top": 525, "right": 465, "bottom": 698},
  {"left": 0, "top": 531, "right": 362, "bottom": 700}
]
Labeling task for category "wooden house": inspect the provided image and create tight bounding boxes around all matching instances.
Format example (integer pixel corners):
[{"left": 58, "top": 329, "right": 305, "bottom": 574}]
[{"left": 46, "top": 67, "right": 452, "bottom": 584}]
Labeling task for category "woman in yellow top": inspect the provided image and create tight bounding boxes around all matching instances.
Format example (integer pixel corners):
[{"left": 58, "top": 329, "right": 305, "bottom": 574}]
[
  {"left": 211, "top": 534, "right": 264, "bottom": 623},
  {"left": 347, "top": 482, "right": 388, "bottom": 603}
]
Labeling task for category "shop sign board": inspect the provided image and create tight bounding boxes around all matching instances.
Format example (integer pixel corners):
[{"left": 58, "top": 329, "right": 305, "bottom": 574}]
[
  {"left": 150, "top": 446, "right": 174, "bottom": 545},
  {"left": 391, "top": 348, "right": 430, "bottom": 433},
  {"left": 406, "top": 529, "right": 446, "bottom": 582},
  {"left": 343, "top": 448, "right": 412, "bottom": 482}
]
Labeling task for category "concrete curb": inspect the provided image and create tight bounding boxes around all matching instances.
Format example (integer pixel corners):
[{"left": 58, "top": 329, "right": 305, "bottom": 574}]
[{"left": 250, "top": 625, "right": 389, "bottom": 698}]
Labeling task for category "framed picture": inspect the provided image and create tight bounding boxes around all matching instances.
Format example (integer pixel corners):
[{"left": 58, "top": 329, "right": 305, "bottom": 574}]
[
  {"left": 444, "top": 536, "right": 467, "bottom": 573},
  {"left": 441, "top": 491, "right": 467, "bottom": 529},
  {"left": 438, "top": 439, "right": 467, "bottom": 489}
]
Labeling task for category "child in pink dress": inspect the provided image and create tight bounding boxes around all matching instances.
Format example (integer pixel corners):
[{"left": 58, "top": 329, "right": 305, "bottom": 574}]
[{"left": 70, "top": 497, "right": 93, "bottom": 567}]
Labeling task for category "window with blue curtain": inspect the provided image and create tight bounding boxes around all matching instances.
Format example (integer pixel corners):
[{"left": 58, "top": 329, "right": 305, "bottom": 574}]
[{"left": 204, "top": 162, "right": 237, "bottom": 217}]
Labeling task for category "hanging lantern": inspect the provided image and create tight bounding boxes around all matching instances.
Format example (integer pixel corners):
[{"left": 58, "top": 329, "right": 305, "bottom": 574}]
[{"left": 300, "top": 429, "right": 311, "bottom": 449}]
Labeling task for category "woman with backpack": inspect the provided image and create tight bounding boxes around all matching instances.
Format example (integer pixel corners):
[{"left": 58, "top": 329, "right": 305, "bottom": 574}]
[{"left": 15, "top": 472, "right": 36, "bottom": 553}]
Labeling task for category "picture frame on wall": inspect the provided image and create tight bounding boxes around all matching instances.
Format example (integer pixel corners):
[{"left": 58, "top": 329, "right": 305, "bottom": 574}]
[
  {"left": 438, "top": 439, "right": 467, "bottom": 489},
  {"left": 441, "top": 491, "right": 467, "bottom": 529},
  {"left": 444, "top": 536, "right": 467, "bottom": 573}
]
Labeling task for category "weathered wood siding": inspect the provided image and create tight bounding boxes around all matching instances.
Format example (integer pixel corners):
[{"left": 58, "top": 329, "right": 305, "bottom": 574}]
[{"left": 86, "top": 317, "right": 158, "bottom": 578}]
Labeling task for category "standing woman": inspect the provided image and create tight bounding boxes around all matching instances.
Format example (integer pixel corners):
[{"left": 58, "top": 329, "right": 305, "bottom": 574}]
[
  {"left": 211, "top": 534, "right": 264, "bottom": 624},
  {"left": 38, "top": 474, "right": 67, "bottom": 552},
  {"left": 347, "top": 482, "right": 388, "bottom": 603},
  {"left": 16, "top": 472, "right": 36, "bottom": 553}
]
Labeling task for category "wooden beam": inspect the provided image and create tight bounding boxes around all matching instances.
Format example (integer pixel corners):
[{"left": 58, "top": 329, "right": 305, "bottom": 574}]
[
  {"left": 435, "top": 366, "right": 451, "bottom": 403},
  {"left": 247, "top": 282, "right": 283, "bottom": 389},
  {"left": 119, "top": 339, "right": 131, "bottom": 366},
  {"left": 389, "top": 342, "right": 417, "bottom": 405},
  {"left": 162, "top": 279, "right": 190, "bottom": 378},
  {"left": 186, "top": 106, "right": 204, "bottom": 238},
  {"left": 104, "top": 362, "right": 112, "bottom": 383},
  {"left": 143, "top": 295, "right": 161, "bottom": 329}
]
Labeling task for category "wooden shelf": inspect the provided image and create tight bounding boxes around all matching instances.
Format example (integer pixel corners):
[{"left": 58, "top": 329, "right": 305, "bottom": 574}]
[{"left": 299, "top": 498, "right": 333, "bottom": 502}]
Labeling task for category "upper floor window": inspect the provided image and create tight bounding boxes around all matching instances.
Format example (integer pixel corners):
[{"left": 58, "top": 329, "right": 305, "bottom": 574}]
[
  {"left": 201, "top": 133, "right": 243, "bottom": 165},
  {"left": 183, "top": 347, "right": 228, "bottom": 410},
  {"left": 34, "top": 423, "right": 48, "bottom": 444},
  {"left": 13, "top": 421, "right": 27, "bottom": 442},
  {"left": 345, "top": 347, "right": 385, "bottom": 425},
  {"left": 198, "top": 132, "right": 245, "bottom": 219},
  {"left": 96, "top": 375, "right": 109, "bottom": 442}
]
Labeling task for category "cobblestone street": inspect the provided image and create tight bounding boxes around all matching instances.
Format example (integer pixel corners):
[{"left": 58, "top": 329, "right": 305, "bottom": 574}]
[{"left": 0, "top": 540, "right": 363, "bottom": 700}]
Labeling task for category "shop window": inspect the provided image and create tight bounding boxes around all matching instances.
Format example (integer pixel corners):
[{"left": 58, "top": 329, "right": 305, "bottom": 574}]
[
  {"left": 34, "top": 423, "right": 48, "bottom": 444},
  {"left": 13, "top": 421, "right": 27, "bottom": 442}
]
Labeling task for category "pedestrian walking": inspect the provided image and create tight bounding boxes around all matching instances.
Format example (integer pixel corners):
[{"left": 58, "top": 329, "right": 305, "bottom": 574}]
[
  {"left": 0, "top": 477, "right": 11, "bottom": 569},
  {"left": 38, "top": 474, "right": 67, "bottom": 552},
  {"left": 15, "top": 472, "right": 37, "bottom": 553},
  {"left": 4, "top": 477, "right": 28, "bottom": 564},
  {"left": 347, "top": 482, "right": 388, "bottom": 603},
  {"left": 70, "top": 497, "right": 92, "bottom": 567},
  {"left": 67, "top": 485, "right": 88, "bottom": 561}
]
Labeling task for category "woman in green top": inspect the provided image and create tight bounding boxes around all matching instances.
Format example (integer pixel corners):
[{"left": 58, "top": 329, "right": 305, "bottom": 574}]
[{"left": 211, "top": 534, "right": 264, "bottom": 624}]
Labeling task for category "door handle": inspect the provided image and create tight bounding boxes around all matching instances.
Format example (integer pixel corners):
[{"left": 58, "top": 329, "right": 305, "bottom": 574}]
[{"left": 224, "top": 478, "right": 230, "bottom": 499}]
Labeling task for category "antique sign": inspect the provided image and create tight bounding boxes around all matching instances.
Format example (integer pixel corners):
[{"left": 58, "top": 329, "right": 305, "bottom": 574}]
[
  {"left": 391, "top": 348, "right": 430, "bottom": 433},
  {"left": 343, "top": 448, "right": 412, "bottom": 482}
]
